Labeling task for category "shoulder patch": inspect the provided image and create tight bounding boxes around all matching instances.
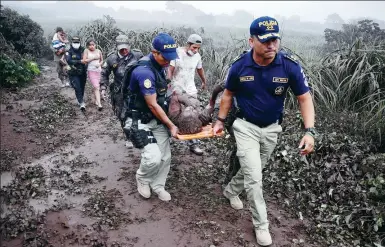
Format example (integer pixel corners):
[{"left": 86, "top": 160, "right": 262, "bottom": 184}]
[
  {"left": 230, "top": 50, "right": 249, "bottom": 65},
  {"left": 143, "top": 79, "right": 152, "bottom": 89},
  {"left": 283, "top": 53, "right": 299, "bottom": 64}
]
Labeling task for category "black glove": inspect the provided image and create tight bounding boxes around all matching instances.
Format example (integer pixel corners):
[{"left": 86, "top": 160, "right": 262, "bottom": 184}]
[{"left": 129, "top": 128, "right": 149, "bottom": 149}]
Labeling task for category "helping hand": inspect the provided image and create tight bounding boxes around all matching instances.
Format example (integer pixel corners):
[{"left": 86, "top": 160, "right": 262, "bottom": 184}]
[
  {"left": 169, "top": 125, "right": 179, "bottom": 138},
  {"left": 205, "top": 102, "right": 215, "bottom": 116},
  {"left": 212, "top": 120, "right": 224, "bottom": 136},
  {"left": 298, "top": 134, "right": 315, "bottom": 155}
]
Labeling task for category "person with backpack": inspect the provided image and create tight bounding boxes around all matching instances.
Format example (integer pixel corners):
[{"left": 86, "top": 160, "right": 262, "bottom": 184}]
[
  {"left": 122, "top": 33, "right": 179, "bottom": 202},
  {"left": 65, "top": 36, "right": 87, "bottom": 110},
  {"left": 100, "top": 34, "right": 143, "bottom": 148},
  {"left": 212, "top": 16, "right": 316, "bottom": 246}
]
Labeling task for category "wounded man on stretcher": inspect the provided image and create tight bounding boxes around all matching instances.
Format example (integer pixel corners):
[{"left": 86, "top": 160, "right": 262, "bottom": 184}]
[{"left": 167, "top": 90, "right": 220, "bottom": 140}]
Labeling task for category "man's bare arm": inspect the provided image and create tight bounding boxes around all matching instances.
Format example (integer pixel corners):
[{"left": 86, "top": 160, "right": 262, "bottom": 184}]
[
  {"left": 196, "top": 68, "right": 206, "bottom": 88},
  {"left": 167, "top": 65, "right": 175, "bottom": 80},
  {"left": 296, "top": 92, "right": 315, "bottom": 128},
  {"left": 217, "top": 89, "right": 234, "bottom": 119},
  {"left": 209, "top": 83, "right": 225, "bottom": 107}
]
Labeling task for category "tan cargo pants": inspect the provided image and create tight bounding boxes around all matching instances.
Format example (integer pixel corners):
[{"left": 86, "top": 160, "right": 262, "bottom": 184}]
[
  {"left": 125, "top": 118, "right": 171, "bottom": 193},
  {"left": 224, "top": 118, "right": 282, "bottom": 230}
]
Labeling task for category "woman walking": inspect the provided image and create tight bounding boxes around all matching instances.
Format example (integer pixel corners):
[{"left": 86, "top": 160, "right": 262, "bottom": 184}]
[
  {"left": 83, "top": 38, "right": 103, "bottom": 111},
  {"left": 65, "top": 36, "right": 87, "bottom": 110}
]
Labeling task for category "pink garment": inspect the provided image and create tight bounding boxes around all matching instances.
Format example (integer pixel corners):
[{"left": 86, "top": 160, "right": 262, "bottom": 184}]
[{"left": 87, "top": 70, "right": 101, "bottom": 88}]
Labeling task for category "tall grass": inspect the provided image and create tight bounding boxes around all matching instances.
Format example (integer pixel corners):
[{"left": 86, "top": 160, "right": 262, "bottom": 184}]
[{"left": 303, "top": 39, "right": 385, "bottom": 147}]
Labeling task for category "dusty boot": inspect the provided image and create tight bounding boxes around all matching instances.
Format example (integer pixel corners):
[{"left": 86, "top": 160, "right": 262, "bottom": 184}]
[
  {"left": 155, "top": 189, "right": 171, "bottom": 201},
  {"left": 60, "top": 79, "right": 66, "bottom": 88},
  {"left": 79, "top": 102, "right": 86, "bottom": 111},
  {"left": 223, "top": 190, "right": 243, "bottom": 210},
  {"left": 125, "top": 140, "right": 133, "bottom": 149},
  {"left": 255, "top": 229, "right": 272, "bottom": 246},
  {"left": 189, "top": 144, "right": 203, "bottom": 156},
  {"left": 136, "top": 177, "right": 151, "bottom": 199}
]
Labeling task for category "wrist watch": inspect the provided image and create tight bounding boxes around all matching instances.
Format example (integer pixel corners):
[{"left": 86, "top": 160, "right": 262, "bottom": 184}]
[
  {"left": 217, "top": 116, "right": 226, "bottom": 123},
  {"left": 305, "top": 127, "right": 317, "bottom": 137}
]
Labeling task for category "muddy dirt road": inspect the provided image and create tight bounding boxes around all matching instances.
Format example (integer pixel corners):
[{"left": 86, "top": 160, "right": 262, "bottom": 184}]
[{"left": 1, "top": 61, "right": 319, "bottom": 247}]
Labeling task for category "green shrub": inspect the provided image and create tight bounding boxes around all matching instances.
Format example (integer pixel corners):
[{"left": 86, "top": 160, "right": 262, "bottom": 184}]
[
  {"left": 0, "top": 5, "right": 49, "bottom": 57},
  {"left": 0, "top": 54, "right": 40, "bottom": 88}
]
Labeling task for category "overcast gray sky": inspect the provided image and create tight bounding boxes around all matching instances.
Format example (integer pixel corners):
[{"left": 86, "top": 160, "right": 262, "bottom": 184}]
[
  {"left": 90, "top": 1, "right": 384, "bottom": 22},
  {"left": 27, "top": 1, "right": 384, "bottom": 23}
]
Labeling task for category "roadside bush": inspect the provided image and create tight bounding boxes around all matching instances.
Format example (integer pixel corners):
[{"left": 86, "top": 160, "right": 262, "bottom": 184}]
[
  {"left": 0, "top": 5, "right": 48, "bottom": 57},
  {"left": 0, "top": 5, "right": 46, "bottom": 88},
  {"left": 265, "top": 109, "right": 385, "bottom": 246},
  {"left": 0, "top": 54, "right": 40, "bottom": 88}
]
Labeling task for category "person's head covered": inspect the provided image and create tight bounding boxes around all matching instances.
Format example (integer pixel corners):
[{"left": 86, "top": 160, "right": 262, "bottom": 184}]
[
  {"left": 249, "top": 16, "right": 280, "bottom": 43},
  {"left": 187, "top": 34, "right": 202, "bottom": 45},
  {"left": 116, "top": 34, "right": 130, "bottom": 56},
  {"left": 71, "top": 36, "right": 81, "bottom": 49},
  {"left": 151, "top": 33, "right": 178, "bottom": 66},
  {"left": 186, "top": 34, "right": 202, "bottom": 56},
  {"left": 116, "top": 34, "right": 130, "bottom": 50}
]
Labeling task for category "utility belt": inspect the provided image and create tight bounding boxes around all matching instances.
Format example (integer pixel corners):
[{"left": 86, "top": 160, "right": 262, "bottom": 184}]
[
  {"left": 236, "top": 112, "right": 280, "bottom": 128},
  {"left": 124, "top": 109, "right": 157, "bottom": 149},
  {"left": 126, "top": 110, "right": 157, "bottom": 125}
]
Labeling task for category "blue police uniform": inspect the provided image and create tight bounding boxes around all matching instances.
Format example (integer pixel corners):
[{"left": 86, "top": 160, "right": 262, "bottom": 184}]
[
  {"left": 226, "top": 50, "right": 309, "bottom": 127},
  {"left": 221, "top": 16, "right": 313, "bottom": 246},
  {"left": 124, "top": 33, "right": 178, "bottom": 202},
  {"left": 65, "top": 40, "right": 87, "bottom": 106},
  {"left": 129, "top": 54, "right": 166, "bottom": 99}
]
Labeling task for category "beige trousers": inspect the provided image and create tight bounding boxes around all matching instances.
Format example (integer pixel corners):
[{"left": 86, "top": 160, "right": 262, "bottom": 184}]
[
  {"left": 224, "top": 118, "right": 282, "bottom": 230},
  {"left": 125, "top": 118, "right": 171, "bottom": 193}
]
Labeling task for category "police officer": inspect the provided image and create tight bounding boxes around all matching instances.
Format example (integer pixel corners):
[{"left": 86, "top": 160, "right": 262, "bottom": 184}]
[
  {"left": 100, "top": 34, "right": 143, "bottom": 148},
  {"left": 65, "top": 36, "right": 87, "bottom": 110},
  {"left": 213, "top": 16, "right": 316, "bottom": 246},
  {"left": 124, "top": 33, "right": 179, "bottom": 202}
]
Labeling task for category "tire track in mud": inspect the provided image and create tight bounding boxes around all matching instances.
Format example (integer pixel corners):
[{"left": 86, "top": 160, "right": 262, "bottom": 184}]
[{"left": 1, "top": 60, "right": 320, "bottom": 247}]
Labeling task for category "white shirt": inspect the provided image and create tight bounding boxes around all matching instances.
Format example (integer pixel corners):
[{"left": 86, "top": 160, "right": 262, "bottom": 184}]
[
  {"left": 52, "top": 33, "right": 59, "bottom": 41},
  {"left": 169, "top": 47, "right": 203, "bottom": 96}
]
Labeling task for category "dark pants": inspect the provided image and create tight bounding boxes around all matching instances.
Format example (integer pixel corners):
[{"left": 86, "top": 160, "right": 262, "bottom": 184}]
[{"left": 69, "top": 75, "right": 87, "bottom": 104}]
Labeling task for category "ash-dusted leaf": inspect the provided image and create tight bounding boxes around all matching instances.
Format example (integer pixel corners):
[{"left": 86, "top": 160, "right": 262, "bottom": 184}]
[{"left": 327, "top": 173, "right": 337, "bottom": 184}]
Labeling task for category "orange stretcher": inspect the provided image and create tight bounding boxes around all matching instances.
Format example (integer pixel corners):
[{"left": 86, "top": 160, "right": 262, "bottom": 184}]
[{"left": 176, "top": 124, "right": 224, "bottom": 140}]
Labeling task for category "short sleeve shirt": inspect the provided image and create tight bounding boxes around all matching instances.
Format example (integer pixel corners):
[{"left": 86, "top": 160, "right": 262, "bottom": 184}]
[
  {"left": 129, "top": 54, "right": 165, "bottom": 96},
  {"left": 169, "top": 47, "right": 203, "bottom": 96},
  {"left": 225, "top": 50, "right": 309, "bottom": 126}
]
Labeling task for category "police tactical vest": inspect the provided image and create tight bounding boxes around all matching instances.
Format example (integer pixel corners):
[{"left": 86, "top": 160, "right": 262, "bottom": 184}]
[{"left": 122, "top": 56, "right": 168, "bottom": 116}]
